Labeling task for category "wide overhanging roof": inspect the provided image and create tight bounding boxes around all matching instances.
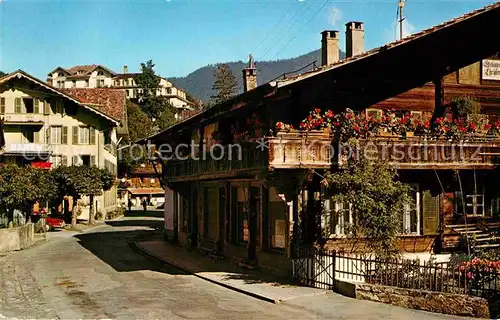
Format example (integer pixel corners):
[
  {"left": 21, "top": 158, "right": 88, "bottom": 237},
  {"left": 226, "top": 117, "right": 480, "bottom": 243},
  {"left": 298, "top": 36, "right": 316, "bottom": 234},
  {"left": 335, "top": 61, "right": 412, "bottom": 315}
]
[{"left": 0, "top": 70, "right": 120, "bottom": 125}]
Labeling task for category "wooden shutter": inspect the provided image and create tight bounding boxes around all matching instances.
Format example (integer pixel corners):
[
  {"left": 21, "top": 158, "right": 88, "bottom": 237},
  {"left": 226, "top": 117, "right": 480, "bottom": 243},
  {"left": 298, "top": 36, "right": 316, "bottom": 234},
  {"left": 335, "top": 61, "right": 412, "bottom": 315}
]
[
  {"left": 422, "top": 191, "right": 440, "bottom": 235},
  {"left": 0, "top": 97, "right": 5, "bottom": 114},
  {"left": 72, "top": 126, "right": 79, "bottom": 145},
  {"left": 15, "top": 98, "right": 21, "bottom": 113},
  {"left": 34, "top": 99, "right": 40, "bottom": 113},
  {"left": 43, "top": 100, "right": 50, "bottom": 115},
  {"left": 90, "top": 155, "right": 96, "bottom": 166},
  {"left": 61, "top": 156, "right": 67, "bottom": 167},
  {"left": 61, "top": 126, "right": 68, "bottom": 145},
  {"left": 34, "top": 130, "right": 40, "bottom": 143},
  {"left": 45, "top": 127, "right": 51, "bottom": 144},
  {"left": 89, "top": 127, "right": 96, "bottom": 145}
]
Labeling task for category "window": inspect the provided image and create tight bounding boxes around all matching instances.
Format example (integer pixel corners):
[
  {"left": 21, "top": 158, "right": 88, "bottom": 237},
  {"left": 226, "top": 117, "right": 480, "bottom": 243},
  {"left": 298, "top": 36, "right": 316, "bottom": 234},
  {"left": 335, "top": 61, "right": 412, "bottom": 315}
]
[
  {"left": 0, "top": 97, "right": 5, "bottom": 114},
  {"left": 57, "top": 81, "right": 65, "bottom": 89},
  {"left": 455, "top": 191, "right": 485, "bottom": 216},
  {"left": 72, "top": 81, "right": 76, "bottom": 88},
  {"left": 331, "top": 201, "right": 353, "bottom": 235},
  {"left": 366, "top": 108, "right": 382, "bottom": 120},
  {"left": 97, "top": 71, "right": 104, "bottom": 76},
  {"left": 97, "top": 79, "right": 105, "bottom": 87},
  {"left": 50, "top": 155, "right": 62, "bottom": 168},
  {"left": 402, "top": 185, "right": 420, "bottom": 235},
  {"left": 23, "top": 98, "right": 34, "bottom": 113},
  {"left": 79, "top": 126, "right": 90, "bottom": 144},
  {"left": 126, "top": 90, "right": 130, "bottom": 97},
  {"left": 50, "top": 126, "right": 62, "bottom": 144},
  {"left": 77, "top": 70, "right": 85, "bottom": 75},
  {"left": 128, "top": 79, "right": 133, "bottom": 86},
  {"left": 84, "top": 80, "right": 89, "bottom": 88},
  {"left": 22, "top": 127, "right": 35, "bottom": 143},
  {"left": 81, "top": 155, "right": 91, "bottom": 166},
  {"left": 54, "top": 99, "right": 64, "bottom": 114},
  {"left": 167, "top": 88, "right": 172, "bottom": 95}
]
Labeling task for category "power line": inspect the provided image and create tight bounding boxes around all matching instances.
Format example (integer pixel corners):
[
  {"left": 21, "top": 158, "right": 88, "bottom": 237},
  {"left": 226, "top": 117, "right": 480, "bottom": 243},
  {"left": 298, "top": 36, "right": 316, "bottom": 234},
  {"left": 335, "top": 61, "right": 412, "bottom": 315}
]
[
  {"left": 273, "top": 0, "right": 331, "bottom": 60},
  {"left": 259, "top": 0, "right": 312, "bottom": 61},
  {"left": 249, "top": 1, "right": 296, "bottom": 59}
]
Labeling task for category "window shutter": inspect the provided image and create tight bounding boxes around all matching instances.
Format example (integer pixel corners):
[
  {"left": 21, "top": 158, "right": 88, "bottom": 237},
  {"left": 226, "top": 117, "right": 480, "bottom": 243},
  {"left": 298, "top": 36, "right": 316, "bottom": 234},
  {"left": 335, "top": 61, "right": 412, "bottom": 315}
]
[
  {"left": 72, "top": 155, "right": 79, "bottom": 166},
  {"left": 34, "top": 99, "right": 40, "bottom": 113},
  {"left": 61, "top": 156, "right": 67, "bottom": 167},
  {"left": 72, "top": 126, "right": 79, "bottom": 145},
  {"left": 0, "top": 97, "right": 5, "bottom": 114},
  {"left": 61, "top": 126, "right": 68, "bottom": 145},
  {"left": 34, "top": 130, "right": 40, "bottom": 144},
  {"left": 422, "top": 191, "right": 439, "bottom": 235},
  {"left": 15, "top": 98, "right": 21, "bottom": 113},
  {"left": 90, "top": 155, "right": 96, "bottom": 166},
  {"left": 90, "top": 127, "right": 96, "bottom": 145},
  {"left": 45, "top": 127, "right": 51, "bottom": 144},
  {"left": 43, "top": 100, "right": 50, "bottom": 115}
]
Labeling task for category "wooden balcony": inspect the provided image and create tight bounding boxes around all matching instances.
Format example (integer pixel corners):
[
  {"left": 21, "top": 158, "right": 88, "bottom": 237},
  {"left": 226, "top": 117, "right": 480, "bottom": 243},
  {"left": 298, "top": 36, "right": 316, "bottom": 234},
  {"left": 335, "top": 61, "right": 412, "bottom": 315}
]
[
  {"left": 268, "top": 132, "right": 333, "bottom": 170},
  {"left": 164, "top": 143, "right": 268, "bottom": 182},
  {"left": 340, "top": 137, "right": 500, "bottom": 169}
]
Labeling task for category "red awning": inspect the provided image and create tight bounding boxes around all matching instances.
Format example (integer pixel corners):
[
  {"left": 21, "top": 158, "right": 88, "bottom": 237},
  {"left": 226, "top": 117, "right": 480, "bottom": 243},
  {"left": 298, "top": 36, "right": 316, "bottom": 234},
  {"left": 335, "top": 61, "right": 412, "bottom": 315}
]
[{"left": 31, "top": 162, "right": 52, "bottom": 169}]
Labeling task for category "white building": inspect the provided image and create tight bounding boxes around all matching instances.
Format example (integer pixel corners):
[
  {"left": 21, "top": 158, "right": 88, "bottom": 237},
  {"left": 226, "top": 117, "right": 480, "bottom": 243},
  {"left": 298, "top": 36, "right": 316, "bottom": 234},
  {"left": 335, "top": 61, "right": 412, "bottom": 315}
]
[
  {"left": 0, "top": 70, "right": 126, "bottom": 219},
  {"left": 47, "top": 64, "right": 194, "bottom": 111}
]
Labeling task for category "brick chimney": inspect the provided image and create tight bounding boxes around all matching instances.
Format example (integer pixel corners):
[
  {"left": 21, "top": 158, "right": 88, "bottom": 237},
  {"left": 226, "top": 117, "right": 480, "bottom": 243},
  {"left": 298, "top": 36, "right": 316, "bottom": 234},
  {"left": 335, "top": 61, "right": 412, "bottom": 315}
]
[
  {"left": 345, "top": 21, "right": 364, "bottom": 58},
  {"left": 321, "top": 30, "right": 340, "bottom": 66},
  {"left": 123, "top": 65, "right": 128, "bottom": 74},
  {"left": 242, "top": 54, "right": 257, "bottom": 92}
]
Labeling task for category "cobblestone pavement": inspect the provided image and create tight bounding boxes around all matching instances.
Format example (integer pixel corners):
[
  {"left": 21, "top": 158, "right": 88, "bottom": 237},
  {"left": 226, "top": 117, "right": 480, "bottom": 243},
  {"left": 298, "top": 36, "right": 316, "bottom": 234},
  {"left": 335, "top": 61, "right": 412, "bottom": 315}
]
[{"left": 0, "top": 214, "right": 460, "bottom": 319}]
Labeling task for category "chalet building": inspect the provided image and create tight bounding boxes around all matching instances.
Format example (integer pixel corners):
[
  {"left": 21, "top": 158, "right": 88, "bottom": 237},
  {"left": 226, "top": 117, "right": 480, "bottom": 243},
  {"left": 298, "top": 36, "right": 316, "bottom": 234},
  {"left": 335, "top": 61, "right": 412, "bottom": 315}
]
[
  {"left": 145, "top": 3, "right": 500, "bottom": 275},
  {"left": 0, "top": 70, "right": 125, "bottom": 218},
  {"left": 46, "top": 64, "right": 195, "bottom": 113}
]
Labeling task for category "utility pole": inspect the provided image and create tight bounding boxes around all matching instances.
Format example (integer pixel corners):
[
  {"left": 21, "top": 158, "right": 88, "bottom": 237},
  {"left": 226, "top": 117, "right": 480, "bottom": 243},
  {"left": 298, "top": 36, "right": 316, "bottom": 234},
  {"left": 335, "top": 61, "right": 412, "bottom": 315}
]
[{"left": 398, "top": 0, "right": 406, "bottom": 40}]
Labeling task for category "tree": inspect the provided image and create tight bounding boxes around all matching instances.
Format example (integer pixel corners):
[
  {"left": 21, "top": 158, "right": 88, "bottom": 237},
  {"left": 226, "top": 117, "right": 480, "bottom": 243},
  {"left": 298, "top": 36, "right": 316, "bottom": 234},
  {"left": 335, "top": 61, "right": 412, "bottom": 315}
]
[
  {"left": 135, "top": 60, "right": 160, "bottom": 101},
  {"left": 0, "top": 71, "right": 6, "bottom": 77},
  {"left": 323, "top": 151, "right": 413, "bottom": 258},
  {"left": 0, "top": 165, "right": 56, "bottom": 225},
  {"left": 211, "top": 64, "right": 238, "bottom": 105},
  {"left": 126, "top": 100, "right": 155, "bottom": 143},
  {"left": 52, "top": 166, "right": 115, "bottom": 226}
]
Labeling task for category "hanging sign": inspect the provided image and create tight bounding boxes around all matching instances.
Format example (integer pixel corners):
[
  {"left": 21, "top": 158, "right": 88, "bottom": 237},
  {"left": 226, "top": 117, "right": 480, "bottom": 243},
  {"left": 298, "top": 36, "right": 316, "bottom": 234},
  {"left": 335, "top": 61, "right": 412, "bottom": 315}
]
[{"left": 482, "top": 59, "right": 500, "bottom": 80}]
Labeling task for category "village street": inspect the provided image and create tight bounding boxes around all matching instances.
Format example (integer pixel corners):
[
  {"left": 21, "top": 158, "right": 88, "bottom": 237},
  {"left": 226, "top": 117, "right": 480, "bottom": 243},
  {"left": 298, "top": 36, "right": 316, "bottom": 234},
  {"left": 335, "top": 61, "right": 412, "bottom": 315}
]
[{"left": 0, "top": 212, "right": 460, "bottom": 320}]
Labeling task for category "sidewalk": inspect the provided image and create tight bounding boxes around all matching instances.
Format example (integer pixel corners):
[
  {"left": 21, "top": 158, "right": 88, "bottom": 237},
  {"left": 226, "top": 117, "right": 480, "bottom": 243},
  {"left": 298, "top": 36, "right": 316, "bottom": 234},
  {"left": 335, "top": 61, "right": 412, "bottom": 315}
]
[{"left": 135, "top": 241, "right": 327, "bottom": 304}]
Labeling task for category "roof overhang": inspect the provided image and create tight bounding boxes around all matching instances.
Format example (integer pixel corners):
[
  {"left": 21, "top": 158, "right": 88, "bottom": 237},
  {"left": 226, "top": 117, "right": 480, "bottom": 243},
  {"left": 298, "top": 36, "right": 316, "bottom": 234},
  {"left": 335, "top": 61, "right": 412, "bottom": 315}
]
[{"left": 0, "top": 70, "right": 120, "bottom": 125}]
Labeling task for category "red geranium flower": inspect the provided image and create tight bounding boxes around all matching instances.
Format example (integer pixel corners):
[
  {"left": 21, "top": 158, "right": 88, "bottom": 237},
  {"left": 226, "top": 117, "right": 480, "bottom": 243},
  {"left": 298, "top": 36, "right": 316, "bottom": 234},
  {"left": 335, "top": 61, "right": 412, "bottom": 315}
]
[{"left": 325, "top": 110, "right": 334, "bottom": 118}]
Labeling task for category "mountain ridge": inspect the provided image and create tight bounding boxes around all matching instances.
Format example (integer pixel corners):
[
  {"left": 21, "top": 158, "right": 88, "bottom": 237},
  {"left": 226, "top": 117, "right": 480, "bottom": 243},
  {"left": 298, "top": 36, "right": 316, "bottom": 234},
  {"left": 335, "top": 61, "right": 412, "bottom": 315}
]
[{"left": 170, "top": 49, "right": 345, "bottom": 103}]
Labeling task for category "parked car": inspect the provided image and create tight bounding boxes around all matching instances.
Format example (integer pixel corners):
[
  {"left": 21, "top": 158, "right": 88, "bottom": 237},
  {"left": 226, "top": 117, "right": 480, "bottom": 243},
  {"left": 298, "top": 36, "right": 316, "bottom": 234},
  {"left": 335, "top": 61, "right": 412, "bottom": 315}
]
[{"left": 31, "top": 209, "right": 66, "bottom": 231}]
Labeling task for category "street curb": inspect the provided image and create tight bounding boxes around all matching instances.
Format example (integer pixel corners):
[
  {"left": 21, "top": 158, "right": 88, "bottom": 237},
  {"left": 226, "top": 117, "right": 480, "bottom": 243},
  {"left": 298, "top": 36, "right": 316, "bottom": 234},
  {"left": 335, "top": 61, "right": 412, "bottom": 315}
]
[{"left": 131, "top": 242, "right": 281, "bottom": 304}]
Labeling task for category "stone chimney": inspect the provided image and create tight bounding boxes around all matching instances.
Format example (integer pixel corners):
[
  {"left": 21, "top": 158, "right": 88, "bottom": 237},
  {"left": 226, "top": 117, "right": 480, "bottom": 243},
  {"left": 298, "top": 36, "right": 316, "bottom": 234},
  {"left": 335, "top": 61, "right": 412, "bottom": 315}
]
[
  {"left": 321, "top": 30, "right": 340, "bottom": 66},
  {"left": 345, "top": 21, "right": 364, "bottom": 58},
  {"left": 242, "top": 54, "right": 257, "bottom": 92},
  {"left": 123, "top": 65, "right": 128, "bottom": 74}
]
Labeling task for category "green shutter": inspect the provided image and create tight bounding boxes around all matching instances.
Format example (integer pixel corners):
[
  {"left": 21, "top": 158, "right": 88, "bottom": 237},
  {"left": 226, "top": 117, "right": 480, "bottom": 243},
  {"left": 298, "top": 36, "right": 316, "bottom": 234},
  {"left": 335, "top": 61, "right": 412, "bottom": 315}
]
[
  {"left": 15, "top": 98, "right": 21, "bottom": 113},
  {"left": 422, "top": 191, "right": 440, "bottom": 235},
  {"left": 43, "top": 100, "right": 50, "bottom": 115},
  {"left": 72, "top": 126, "right": 79, "bottom": 145},
  {"left": 90, "top": 155, "right": 96, "bottom": 167},
  {"left": 34, "top": 130, "right": 40, "bottom": 143},
  {"left": 90, "top": 127, "right": 96, "bottom": 145},
  {"left": 45, "top": 127, "right": 51, "bottom": 144},
  {"left": 61, "top": 156, "right": 67, "bottom": 167},
  {"left": 0, "top": 97, "right": 5, "bottom": 114},
  {"left": 61, "top": 126, "right": 68, "bottom": 145},
  {"left": 34, "top": 99, "right": 40, "bottom": 113}
]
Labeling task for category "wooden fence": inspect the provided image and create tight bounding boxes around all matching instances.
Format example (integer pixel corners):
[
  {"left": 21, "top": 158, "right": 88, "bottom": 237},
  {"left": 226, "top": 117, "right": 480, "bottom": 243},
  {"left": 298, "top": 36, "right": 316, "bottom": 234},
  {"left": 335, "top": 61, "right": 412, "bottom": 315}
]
[{"left": 292, "top": 249, "right": 500, "bottom": 298}]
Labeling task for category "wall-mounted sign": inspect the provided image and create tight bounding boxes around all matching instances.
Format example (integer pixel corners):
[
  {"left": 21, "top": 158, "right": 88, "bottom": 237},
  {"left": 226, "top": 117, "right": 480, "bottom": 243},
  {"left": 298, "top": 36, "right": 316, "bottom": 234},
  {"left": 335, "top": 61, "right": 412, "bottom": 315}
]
[{"left": 482, "top": 59, "right": 500, "bottom": 81}]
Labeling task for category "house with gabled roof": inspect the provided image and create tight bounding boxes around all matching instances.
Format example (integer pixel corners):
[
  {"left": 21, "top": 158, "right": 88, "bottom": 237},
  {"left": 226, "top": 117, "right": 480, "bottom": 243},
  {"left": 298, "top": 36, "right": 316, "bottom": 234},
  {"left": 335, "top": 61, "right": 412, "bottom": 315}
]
[
  {"left": 0, "top": 70, "right": 126, "bottom": 219},
  {"left": 142, "top": 2, "right": 500, "bottom": 275}
]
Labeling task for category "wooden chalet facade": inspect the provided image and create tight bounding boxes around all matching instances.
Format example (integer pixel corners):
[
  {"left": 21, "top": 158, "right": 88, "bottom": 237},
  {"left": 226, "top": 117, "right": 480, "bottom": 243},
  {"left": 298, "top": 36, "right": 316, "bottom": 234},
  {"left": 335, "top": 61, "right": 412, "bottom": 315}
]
[{"left": 146, "top": 3, "right": 500, "bottom": 275}]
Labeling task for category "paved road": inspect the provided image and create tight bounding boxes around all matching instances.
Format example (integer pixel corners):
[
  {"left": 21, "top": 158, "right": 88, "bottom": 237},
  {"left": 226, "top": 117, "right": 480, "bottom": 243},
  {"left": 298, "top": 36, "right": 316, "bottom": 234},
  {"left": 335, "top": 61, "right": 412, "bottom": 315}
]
[{"left": 0, "top": 214, "right": 460, "bottom": 319}]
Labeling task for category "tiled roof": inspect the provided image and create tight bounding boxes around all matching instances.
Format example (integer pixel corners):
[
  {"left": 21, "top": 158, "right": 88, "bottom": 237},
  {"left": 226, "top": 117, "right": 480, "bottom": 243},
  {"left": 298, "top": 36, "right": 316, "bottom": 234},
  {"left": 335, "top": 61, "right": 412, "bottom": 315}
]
[
  {"left": 64, "top": 88, "right": 127, "bottom": 123},
  {"left": 275, "top": 1, "right": 500, "bottom": 87},
  {"left": 113, "top": 73, "right": 141, "bottom": 80},
  {"left": 67, "top": 64, "right": 99, "bottom": 75}
]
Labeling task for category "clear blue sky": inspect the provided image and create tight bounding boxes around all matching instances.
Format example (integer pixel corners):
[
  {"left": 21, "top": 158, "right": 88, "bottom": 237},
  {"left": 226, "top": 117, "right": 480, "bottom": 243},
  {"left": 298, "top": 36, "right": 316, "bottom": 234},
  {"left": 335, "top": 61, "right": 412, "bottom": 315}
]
[{"left": 0, "top": 0, "right": 495, "bottom": 79}]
